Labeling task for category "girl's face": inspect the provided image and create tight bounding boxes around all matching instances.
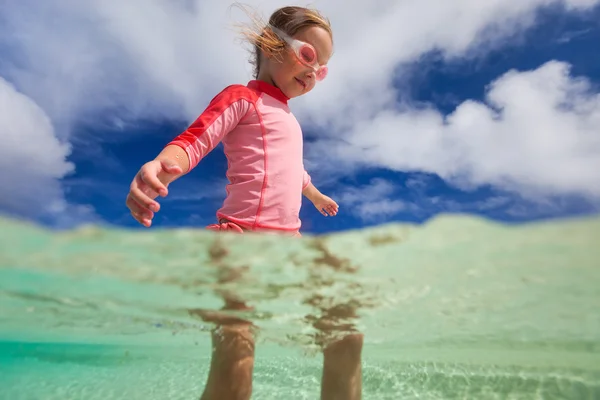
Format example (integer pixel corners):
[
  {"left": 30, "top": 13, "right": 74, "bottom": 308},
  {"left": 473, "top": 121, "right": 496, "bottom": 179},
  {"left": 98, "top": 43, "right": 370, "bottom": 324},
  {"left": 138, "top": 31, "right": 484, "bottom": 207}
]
[{"left": 262, "top": 26, "right": 333, "bottom": 99}]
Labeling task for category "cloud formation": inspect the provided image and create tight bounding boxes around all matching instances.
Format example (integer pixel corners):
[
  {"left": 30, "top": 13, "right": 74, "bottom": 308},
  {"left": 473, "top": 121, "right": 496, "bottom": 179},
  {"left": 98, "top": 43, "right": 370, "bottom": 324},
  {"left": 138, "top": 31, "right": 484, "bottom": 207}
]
[
  {"left": 1, "top": 0, "right": 599, "bottom": 224},
  {"left": 331, "top": 61, "right": 600, "bottom": 199},
  {"left": 0, "top": 78, "right": 73, "bottom": 219}
]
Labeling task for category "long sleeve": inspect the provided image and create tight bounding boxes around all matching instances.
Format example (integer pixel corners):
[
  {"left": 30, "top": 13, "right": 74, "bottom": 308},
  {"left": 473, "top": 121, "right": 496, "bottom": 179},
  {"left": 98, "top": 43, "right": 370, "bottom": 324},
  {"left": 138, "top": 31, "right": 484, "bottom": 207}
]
[{"left": 167, "top": 85, "right": 254, "bottom": 172}]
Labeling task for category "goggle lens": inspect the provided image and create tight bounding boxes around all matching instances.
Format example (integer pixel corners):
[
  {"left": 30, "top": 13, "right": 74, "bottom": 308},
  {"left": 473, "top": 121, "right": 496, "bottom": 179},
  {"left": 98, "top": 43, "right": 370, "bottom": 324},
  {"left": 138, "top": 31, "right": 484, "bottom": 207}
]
[{"left": 299, "top": 45, "right": 316, "bottom": 64}]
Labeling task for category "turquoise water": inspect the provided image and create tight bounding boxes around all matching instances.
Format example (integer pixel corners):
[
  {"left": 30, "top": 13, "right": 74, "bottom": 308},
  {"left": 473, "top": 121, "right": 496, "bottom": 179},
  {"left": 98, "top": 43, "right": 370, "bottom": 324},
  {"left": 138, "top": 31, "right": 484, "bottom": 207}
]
[{"left": 1, "top": 215, "right": 599, "bottom": 399}]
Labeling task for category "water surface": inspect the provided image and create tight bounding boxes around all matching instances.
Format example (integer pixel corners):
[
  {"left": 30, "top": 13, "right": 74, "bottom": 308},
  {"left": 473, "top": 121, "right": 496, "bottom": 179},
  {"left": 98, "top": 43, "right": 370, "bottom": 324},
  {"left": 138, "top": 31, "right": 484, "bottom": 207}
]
[{"left": 1, "top": 215, "right": 599, "bottom": 399}]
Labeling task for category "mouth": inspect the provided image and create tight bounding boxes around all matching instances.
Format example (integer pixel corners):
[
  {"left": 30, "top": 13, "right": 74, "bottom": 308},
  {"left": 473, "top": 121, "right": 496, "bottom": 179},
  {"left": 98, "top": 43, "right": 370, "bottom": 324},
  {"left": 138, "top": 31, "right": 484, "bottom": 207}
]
[{"left": 295, "top": 77, "right": 306, "bottom": 89}]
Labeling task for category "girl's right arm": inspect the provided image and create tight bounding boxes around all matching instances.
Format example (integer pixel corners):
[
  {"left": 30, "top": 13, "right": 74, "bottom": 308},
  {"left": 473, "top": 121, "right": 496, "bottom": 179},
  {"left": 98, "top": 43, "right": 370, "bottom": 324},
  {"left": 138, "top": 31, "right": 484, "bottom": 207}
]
[
  {"left": 125, "top": 84, "right": 255, "bottom": 227},
  {"left": 154, "top": 144, "right": 190, "bottom": 184}
]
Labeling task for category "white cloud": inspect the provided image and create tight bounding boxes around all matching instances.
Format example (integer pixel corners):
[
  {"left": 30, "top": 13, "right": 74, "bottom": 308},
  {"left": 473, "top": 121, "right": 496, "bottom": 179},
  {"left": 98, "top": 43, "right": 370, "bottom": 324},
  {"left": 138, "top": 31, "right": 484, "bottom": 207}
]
[
  {"left": 292, "top": 0, "right": 600, "bottom": 124},
  {"left": 0, "top": 77, "right": 75, "bottom": 219},
  {"left": 1, "top": 0, "right": 599, "bottom": 223},
  {"left": 331, "top": 61, "right": 600, "bottom": 198}
]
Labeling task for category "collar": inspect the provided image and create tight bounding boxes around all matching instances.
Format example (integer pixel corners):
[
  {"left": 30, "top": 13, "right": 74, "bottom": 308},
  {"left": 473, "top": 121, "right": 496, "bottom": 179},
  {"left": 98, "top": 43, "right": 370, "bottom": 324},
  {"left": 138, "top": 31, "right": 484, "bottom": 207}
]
[{"left": 247, "top": 80, "right": 289, "bottom": 104}]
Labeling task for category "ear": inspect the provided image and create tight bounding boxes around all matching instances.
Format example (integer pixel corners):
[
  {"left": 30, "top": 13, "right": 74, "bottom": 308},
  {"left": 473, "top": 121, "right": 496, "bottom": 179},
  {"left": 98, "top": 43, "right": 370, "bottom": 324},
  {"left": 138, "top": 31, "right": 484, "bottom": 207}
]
[
  {"left": 259, "top": 43, "right": 275, "bottom": 59},
  {"left": 259, "top": 28, "right": 284, "bottom": 60}
]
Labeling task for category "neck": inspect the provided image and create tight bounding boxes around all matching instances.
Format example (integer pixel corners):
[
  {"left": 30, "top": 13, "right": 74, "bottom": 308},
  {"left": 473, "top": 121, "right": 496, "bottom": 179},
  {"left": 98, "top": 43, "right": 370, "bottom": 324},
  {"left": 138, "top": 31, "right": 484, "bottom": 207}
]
[
  {"left": 256, "top": 70, "right": 278, "bottom": 89},
  {"left": 248, "top": 78, "right": 290, "bottom": 104}
]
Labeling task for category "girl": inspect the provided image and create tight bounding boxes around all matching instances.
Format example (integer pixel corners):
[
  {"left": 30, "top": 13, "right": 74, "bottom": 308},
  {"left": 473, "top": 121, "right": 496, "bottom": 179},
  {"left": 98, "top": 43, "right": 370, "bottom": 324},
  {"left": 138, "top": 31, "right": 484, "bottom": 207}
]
[
  {"left": 125, "top": 5, "right": 362, "bottom": 400},
  {"left": 125, "top": 5, "right": 339, "bottom": 236}
]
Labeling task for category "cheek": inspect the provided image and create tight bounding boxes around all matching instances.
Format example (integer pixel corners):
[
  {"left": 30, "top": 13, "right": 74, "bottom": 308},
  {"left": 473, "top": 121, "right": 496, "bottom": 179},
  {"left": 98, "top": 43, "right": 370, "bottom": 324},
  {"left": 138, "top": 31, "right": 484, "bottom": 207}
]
[
  {"left": 279, "top": 50, "right": 305, "bottom": 72},
  {"left": 281, "top": 56, "right": 301, "bottom": 75},
  {"left": 271, "top": 56, "right": 295, "bottom": 76}
]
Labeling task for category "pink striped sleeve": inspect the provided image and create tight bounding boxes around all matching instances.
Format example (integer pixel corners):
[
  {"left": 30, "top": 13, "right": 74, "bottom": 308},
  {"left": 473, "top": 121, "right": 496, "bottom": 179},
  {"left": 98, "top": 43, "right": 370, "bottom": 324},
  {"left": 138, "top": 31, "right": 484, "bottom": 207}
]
[{"left": 167, "top": 85, "right": 256, "bottom": 172}]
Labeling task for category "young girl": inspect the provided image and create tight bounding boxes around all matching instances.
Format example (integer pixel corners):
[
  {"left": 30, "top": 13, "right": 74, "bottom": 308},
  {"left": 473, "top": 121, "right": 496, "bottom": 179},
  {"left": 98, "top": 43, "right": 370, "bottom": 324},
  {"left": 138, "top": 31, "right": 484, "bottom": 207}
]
[
  {"left": 125, "top": 5, "right": 362, "bottom": 400},
  {"left": 125, "top": 6, "right": 339, "bottom": 236}
]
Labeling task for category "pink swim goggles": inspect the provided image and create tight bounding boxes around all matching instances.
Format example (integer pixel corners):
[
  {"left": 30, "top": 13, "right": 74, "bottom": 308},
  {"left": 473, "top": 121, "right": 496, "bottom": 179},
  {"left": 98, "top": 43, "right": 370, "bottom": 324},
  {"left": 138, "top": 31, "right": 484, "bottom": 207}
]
[{"left": 269, "top": 25, "right": 328, "bottom": 81}]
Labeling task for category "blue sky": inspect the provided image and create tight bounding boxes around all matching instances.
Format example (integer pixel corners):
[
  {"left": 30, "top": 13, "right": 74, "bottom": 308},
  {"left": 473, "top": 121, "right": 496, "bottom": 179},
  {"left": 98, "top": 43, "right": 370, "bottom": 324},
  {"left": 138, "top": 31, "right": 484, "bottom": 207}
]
[{"left": 1, "top": 1, "right": 600, "bottom": 234}]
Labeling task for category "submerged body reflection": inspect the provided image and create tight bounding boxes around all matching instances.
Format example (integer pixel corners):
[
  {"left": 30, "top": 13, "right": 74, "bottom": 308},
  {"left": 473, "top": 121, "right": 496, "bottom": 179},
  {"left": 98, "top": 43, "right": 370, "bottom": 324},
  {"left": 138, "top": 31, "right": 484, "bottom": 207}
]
[{"left": 188, "top": 236, "right": 365, "bottom": 400}]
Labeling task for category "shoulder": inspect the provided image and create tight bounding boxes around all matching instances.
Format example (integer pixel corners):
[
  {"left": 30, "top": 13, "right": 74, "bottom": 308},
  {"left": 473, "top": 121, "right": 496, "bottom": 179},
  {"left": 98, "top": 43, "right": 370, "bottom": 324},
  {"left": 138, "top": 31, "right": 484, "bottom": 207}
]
[
  {"left": 210, "top": 84, "right": 260, "bottom": 106},
  {"left": 201, "top": 84, "right": 259, "bottom": 120}
]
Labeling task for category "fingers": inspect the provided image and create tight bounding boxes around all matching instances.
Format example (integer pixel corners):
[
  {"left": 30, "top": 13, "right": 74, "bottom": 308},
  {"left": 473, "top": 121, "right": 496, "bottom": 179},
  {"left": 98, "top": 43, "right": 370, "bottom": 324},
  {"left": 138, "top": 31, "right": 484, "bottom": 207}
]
[
  {"left": 126, "top": 169, "right": 163, "bottom": 227},
  {"left": 324, "top": 206, "right": 337, "bottom": 216},
  {"left": 125, "top": 159, "right": 178, "bottom": 227},
  {"left": 131, "top": 210, "right": 152, "bottom": 227},
  {"left": 126, "top": 194, "right": 154, "bottom": 227},
  {"left": 325, "top": 198, "right": 338, "bottom": 217},
  {"left": 130, "top": 174, "right": 161, "bottom": 212},
  {"left": 329, "top": 201, "right": 339, "bottom": 215},
  {"left": 318, "top": 202, "right": 339, "bottom": 217},
  {"left": 160, "top": 160, "right": 183, "bottom": 176},
  {"left": 140, "top": 165, "right": 168, "bottom": 197}
]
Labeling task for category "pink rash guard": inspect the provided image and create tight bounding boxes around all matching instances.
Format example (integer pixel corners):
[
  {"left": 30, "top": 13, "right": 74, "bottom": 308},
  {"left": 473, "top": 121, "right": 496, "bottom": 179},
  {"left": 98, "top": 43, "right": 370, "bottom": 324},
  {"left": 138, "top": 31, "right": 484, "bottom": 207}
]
[{"left": 167, "top": 80, "right": 311, "bottom": 234}]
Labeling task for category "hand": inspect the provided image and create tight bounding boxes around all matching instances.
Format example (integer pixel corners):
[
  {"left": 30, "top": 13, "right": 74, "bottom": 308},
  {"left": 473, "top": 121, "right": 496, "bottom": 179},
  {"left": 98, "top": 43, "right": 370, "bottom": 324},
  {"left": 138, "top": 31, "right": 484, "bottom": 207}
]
[
  {"left": 125, "top": 159, "right": 182, "bottom": 227},
  {"left": 312, "top": 194, "right": 339, "bottom": 217}
]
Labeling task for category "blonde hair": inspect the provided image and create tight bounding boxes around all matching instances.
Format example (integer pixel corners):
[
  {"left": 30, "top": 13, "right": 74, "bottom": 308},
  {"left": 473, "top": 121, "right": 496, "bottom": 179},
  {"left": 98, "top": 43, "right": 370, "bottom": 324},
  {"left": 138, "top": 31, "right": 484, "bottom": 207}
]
[{"left": 231, "top": 3, "right": 333, "bottom": 78}]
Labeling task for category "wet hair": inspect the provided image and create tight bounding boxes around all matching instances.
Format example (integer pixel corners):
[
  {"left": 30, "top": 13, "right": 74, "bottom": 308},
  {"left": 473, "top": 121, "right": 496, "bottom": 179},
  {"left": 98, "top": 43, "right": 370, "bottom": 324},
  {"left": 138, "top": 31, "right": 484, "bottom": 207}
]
[{"left": 232, "top": 4, "right": 333, "bottom": 78}]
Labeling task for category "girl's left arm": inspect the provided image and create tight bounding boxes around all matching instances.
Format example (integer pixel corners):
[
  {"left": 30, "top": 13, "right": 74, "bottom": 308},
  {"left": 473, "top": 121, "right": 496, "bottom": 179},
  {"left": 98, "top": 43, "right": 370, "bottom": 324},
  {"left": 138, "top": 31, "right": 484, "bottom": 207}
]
[
  {"left": 302, "top": 179, "right": 339, "bottom": 217},
  {"left": 302, "top": 181, "right": 321, "bottom": 203}
]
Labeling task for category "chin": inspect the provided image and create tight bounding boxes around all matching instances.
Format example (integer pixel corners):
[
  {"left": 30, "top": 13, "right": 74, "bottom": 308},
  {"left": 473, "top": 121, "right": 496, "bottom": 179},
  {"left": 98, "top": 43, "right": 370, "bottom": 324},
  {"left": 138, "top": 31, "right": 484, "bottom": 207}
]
[
  {"left": 281, "top": 86, "right": 303, "bottom": 99},
  {"left": 292, "top": 86, "right": 311, "bottom": 98},
  {"left": 272, "top": 76, "right": 308, "bottom": 99}
]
